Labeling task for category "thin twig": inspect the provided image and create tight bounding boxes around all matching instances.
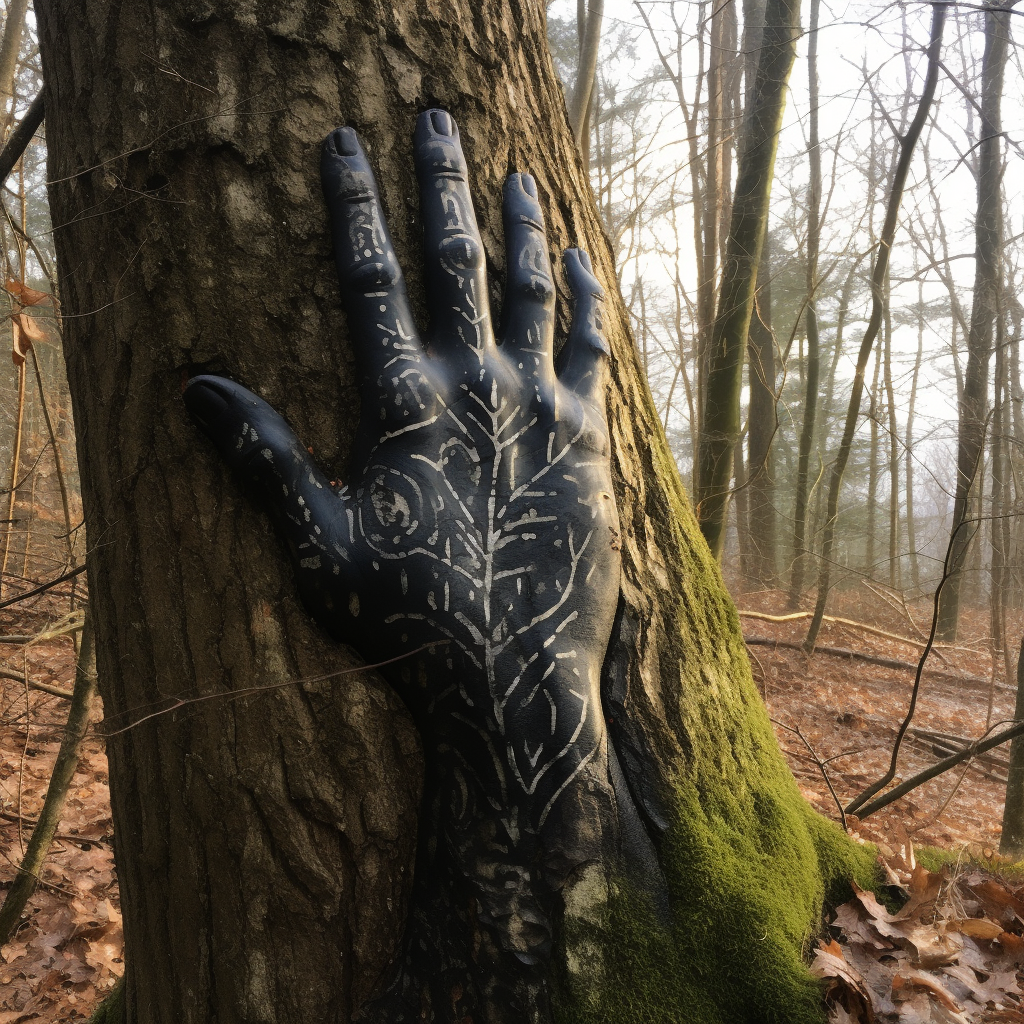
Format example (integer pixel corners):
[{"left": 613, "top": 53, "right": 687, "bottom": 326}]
[
  {"left": 772, "top": 717, "right": 847, "bottom": 830},
  {"left": 845, "top": 508, "right": 986, "bottom": 817},
  {"left": 99, "top": 642, "right": 444, "bottom": 738},
  {"left": 0, "top": 564, "right": 87, "bottom": 610},
  {"left": 853, "top": 718, "right": 1024, "bottom": 819}
]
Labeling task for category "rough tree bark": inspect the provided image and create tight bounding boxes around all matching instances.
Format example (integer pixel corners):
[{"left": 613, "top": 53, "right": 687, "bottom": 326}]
[{"left": 37, "top": 2, "right": 868, "bottom": 1021}]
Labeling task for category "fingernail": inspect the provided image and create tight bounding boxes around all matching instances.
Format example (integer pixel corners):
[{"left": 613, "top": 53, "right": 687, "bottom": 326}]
[
  {"left": 431, "top": 110, "right": 454, "bottom": 136},
  {"left": 522, "top": 173, "right": 537, "bottom": 199},
  {"left": 336, "top": 127, "right": 359, "bottom": 157},
  {"left": 183, "top": 379, "right": 231, "bottom": 429}
]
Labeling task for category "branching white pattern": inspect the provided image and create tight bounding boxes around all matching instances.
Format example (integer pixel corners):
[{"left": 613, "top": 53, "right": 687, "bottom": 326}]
[{"left": 184, "top": 113, "right": 628, "bottom": 1005}]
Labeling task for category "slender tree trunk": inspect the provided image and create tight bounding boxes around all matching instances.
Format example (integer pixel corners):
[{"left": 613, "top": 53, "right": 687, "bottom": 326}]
[
  {"left": 569, "top": 0, "right": 603, "bottom": 168},
  {"left": 38, "top": 1, "right": 869, "bottom": 1021},
  {"left": 810, "top": 255, "right": 864, "bottom": 564},
  {"left": 0, "top": 612, "right": 95, "bottom": 942},
  {"left": 883, "top": 287, "right": 900, "bottom": 589},
  {"left": 0, "top": 0, "right": 29, "bottom": 126},
  {"left": 743, "top": 0, "right": 776, "bottom": 588},
  {"left": 905, "top": 288, "right": 924, "bottom": 594},
  {"left": 865, "top": 352, "right": 881, "bottom": 578},
  {"left": 804, "top": 3, "right": 946, "bottom": 653},
  {"left": 695, "top": 0, "right": 800, "bottom": 558},
  {"left": 790, "top": 0, "right": 821, "bottom": 602},
  {"left": 0, "top": 356, "right": 26, "bottom": 597},
  {"left": 936, "top": 0, "right": 1011, "bottom": 640},
  {"left": 747, "top": 239, "right": 777, "bottom": 587},
  {"left": 990, "top": 336, "right": 1008, "bottom": 684},
  {"left": 1001, "top": 633, "right": 1024, "bottom": 856},
  {"left": 1007, "top": 302, "right": 1023, "bottom": 607}
]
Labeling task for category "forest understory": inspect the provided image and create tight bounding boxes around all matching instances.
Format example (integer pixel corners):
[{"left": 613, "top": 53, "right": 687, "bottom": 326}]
[{"left": 2, "top": 582, "right": 1024, "bottom": 1022}]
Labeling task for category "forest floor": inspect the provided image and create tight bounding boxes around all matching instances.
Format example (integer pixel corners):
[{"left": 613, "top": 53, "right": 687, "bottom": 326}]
[{"left": 1, "top": 585, "right": 1023, "bottom": 1021}]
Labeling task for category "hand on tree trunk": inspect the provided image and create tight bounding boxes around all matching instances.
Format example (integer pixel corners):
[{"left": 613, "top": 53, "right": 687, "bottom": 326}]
[{"left": 184, "top": 109, "right": 664, "bottom": 1022}]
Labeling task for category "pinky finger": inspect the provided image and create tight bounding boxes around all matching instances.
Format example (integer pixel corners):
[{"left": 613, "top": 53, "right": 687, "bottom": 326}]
[{"left": 556, "top": 249, "right": 610, "bottom": 409}]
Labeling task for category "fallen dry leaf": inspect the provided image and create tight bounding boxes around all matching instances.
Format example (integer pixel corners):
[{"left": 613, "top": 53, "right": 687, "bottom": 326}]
[{"left": 5, "top": 279, "right": 51, "bottom": 306}]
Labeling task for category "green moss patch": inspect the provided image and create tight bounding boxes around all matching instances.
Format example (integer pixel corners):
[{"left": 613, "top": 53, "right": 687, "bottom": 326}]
[{"left": 553, "top": 772, "right": 876, "bottom": 1024}]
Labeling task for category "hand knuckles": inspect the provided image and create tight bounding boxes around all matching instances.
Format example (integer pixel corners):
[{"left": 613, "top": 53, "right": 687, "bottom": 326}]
[
  {"left": 349, "top": 259, "right": 399, "bottom": 292},
  {"left": 439, "top": 233, "right": 483, "bottom": 271},
  {"left": 515, "top": 272, "right": 555, "bottom": 305}
]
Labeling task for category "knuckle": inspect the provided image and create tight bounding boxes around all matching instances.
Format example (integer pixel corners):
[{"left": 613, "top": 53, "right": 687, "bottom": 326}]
[
  {"left": 515, "top": 272, "right": 555, "bottom": 306},
  {"left": 417, "top": 139, "right": 468, "bottom": 177},
  {"left": 439, "top": 233, "right": 483, "bottom": 272},
  {"left": 349, "top": 259, "right": 399, "bottom": 293}
]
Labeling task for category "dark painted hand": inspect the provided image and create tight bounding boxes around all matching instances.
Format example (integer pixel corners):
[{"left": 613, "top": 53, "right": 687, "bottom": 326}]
[{"left": 185, "top": 110, "right": 630, "bottom": 1019}]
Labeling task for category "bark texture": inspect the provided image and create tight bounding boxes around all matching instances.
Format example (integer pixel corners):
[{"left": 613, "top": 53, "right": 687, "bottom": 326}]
[
  {"left": 694, "top": 0, "right": 800, "bottom": 559},
  {"left": 37, "top": 2, "right": 868, "bottom": 1021}
]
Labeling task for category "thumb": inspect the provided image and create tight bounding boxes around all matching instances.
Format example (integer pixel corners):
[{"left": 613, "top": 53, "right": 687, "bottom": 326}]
[{"left": 185, "top": 375, "right": 356, "bottom": 602}]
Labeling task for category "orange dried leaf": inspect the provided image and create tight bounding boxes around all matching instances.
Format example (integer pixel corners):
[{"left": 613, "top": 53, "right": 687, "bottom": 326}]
[
  {"left": 5, "top": 278, "right": 50, "bottom": 306},
  {"left": 952, "top": 918, "right": 1005, "bottom": 940},
  {"left": 14, "top": 312, "right": 44, "bottom": 342},
  {"left": 10, "top": 318, "right": 26, "bottom": 367},
  {"left": 893, "top": 968, "right": 964, "bottom": 1012}
]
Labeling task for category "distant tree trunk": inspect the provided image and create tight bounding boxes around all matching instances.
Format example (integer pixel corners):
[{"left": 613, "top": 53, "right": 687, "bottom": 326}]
[
  {"left": 865, "top": 351, "right": 881, "bottom": 579},
  {"left": 747, "top": 242, "right": 777, "bottom": 587},
  {"left": 936, "top": 0, "right": 1010, "bottom": 640},
  {"left": 733, "top": 432, "right": 751, "bottom": 584},
  {"left": 905, "top": 286, "right": 925, "bottom": 593},
  {"left": 695, "top": 0, "right": 800, "bottom": 559},
  {"left": 1001, "top": 633, "right": 1024, "bottom": 856},
  {"left": 0, "top": 0, "right": 29, "bottom": 124},
  {"left": 810, "top": 255, "right": 864, "bottom": 562},
  {"left": 38, "top": 0, "right": 869, "bottom": 1020},
  {"left": 883, "top": 291, "right": 900, "bottom": 589},
  {"left": 1007, "top": 301, "right": 1024, "bottom": 608},
  {"left": 743, "top": 0, "right": 776, "bottom": 589},
  {"left": 790, "top": 0, "right": 821, "bottom": 602},
  {"left": 990, "top": 331, "right": 1011, "bottom": 683},
  {"left": 569, "top": 0, "right": 603, "bottom": 169},
  {"left": 804, "top": 3, "right": 945, "bottom": 653}
]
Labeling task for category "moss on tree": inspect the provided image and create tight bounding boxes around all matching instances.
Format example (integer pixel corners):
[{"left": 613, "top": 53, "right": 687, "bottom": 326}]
[{"left": 554, "top": 768, "right": 876, "bottom": 1023}]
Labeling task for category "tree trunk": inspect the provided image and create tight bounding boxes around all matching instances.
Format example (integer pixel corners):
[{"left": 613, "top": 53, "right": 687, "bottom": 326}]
[
  {"left": 883, "top": 287, "right": 900, "bottom": 590},
  {"left": 37, "top": 1, "right": 869, "bottom": 1021},
  {"left": 0, "top": 0, "right": 29, "bottom": 125},
  {"left": 1001, "top": 633, "right": 1024, "bottom": 856},
  {"left": 803, "top": 3, "right": 946, "bottom": 653},
  {"left": 905, "top": 286, "right": 924, "bottom": 594},
  {"left": 746, "top": 240, "right": 777, "bottom": 587},
  {"left": 569, "top": 0, "right": 603, "bottom": 168},
  {"left": 742, "top": 0, "right": 776, "bottom": 590},
  {"left": 865, "top": 350, "right": 881, "bottom": 578},
  {"left": 790, "top": 0, "right": 820, "bottom": 602},
  {"left": 936, "top": 0, "right": 1010, "bottom": 640},
  {"left": 694, "top": 0, "right": 800, "bottom": 559}
]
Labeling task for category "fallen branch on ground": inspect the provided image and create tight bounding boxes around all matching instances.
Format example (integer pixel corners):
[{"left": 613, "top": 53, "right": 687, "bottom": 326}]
[
  {"left": 744, "top": 637, "right": 1005, "bottom": 691},
  {"left": 0, "top": 564, "right": 87, "bottom": 611},
  {"left": 739, "top": 608, "right": 971, "bottom": 654},
  {"left": 0, "top": 667, "right": 73, "bottom": 699},
  {"left": 852, "top": 718, "right": 1024, "bottom": 819}
]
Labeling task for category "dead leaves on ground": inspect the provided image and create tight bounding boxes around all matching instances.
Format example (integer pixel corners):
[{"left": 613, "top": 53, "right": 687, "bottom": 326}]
[
  {"left": 815, "top": 853, "right": 1024, "bottom": 1022},
  {"left": 0, "top": 897, "right": 122, "bottom": 1024},
  {"left": 1, "top": 621, "right": 119, "bottom": 1023}
]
